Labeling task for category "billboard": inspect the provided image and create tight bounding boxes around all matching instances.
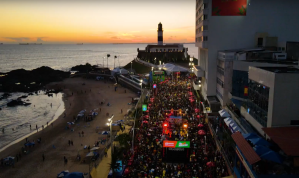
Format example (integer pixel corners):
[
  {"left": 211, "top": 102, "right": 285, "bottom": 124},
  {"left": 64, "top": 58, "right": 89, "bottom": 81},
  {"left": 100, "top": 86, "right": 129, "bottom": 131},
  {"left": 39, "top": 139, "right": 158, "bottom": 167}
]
[
  {"left": 212, "top": 0, "right": 247, "bottom": 16},
  {"left": 163, "top": 141, "right": 190, "bottom": 148}
]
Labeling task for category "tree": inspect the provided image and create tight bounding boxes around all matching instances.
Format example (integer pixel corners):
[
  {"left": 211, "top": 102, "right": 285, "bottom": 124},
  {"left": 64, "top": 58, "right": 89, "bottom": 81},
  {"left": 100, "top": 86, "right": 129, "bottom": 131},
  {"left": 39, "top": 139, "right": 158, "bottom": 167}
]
[
  {"left": 117, "top": 133, "right": 132, "bottom": 149},
  {"left": 108, "top": 147, "right": 124, "bottom": 178}
]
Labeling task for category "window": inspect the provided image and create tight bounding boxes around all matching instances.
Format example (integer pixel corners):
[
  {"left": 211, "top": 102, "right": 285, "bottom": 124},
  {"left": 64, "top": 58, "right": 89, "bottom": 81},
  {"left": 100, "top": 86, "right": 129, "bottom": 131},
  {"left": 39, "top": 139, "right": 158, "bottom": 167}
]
[
  {"left": 216, "top": 88, "right": 223, "bottom": 99},
  {"left": 257, "top": 38, "right": 263, "bottom": 47},
  {"left": 291, "top": 120, "right": 299, "bottom": 125},
  {"left": 217, "top": 77, "right": 224, "bottom": 88},
  {"left": 282, "top": 47, "right": 285, "bottom": 51},
  {"left": 201, "top": 25, "right": 208, "bottom": 31},
  {"left": 217, "top": 66, "right": 224, "bottom": 76},
  {"left": 202, "top": 36, "right": 208, "bottom": 41}
]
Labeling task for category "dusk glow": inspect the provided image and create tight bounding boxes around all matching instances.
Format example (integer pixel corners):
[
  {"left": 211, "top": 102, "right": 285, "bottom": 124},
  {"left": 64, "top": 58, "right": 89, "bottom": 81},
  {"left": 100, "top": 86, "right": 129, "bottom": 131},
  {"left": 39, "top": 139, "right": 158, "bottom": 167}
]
[{"left": 0, "top": 0, "right": 195, "bottom": 44}]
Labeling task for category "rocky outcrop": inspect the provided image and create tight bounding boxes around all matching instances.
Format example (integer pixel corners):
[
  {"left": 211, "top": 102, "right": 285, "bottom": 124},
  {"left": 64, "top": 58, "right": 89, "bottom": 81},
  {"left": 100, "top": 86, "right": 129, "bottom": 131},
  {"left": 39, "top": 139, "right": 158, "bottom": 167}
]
[
  {"left": 0, "top": 66, "right": 70, "bottom": 92},
  {"left": 7, "top": 100, "right": 31, "bottom": 107}
]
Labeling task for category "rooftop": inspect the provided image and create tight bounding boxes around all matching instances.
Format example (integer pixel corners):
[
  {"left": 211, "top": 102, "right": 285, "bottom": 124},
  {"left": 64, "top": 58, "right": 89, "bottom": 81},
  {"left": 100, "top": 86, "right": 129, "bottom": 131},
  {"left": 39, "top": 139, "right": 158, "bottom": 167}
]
[
  {"left": 231, "top": 132, "right": 261, "bottom": 165},
  {"left": 257, "top": 67, "right": 299, "bottom": 73},
  {"left": 262, "top": 127, "right": 299, "bottom": 156}
]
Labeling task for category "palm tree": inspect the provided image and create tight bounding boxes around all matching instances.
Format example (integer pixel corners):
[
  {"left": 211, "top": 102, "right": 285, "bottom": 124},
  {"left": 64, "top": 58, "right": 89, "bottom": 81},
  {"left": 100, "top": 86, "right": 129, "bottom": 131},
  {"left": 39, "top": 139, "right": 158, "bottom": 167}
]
[
  {"left": 108, "top": 147, "right": 124, "bottom": 178},
  {"left": 117, "top": 133, "right": 132, "bottom": 149}
]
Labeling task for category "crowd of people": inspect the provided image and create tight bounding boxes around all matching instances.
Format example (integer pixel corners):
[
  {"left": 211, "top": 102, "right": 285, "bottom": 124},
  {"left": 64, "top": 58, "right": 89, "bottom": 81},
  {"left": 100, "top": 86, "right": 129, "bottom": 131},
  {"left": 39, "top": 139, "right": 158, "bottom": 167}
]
[{"left": 123, "top": 76, "right": 229, "bottom": 178}]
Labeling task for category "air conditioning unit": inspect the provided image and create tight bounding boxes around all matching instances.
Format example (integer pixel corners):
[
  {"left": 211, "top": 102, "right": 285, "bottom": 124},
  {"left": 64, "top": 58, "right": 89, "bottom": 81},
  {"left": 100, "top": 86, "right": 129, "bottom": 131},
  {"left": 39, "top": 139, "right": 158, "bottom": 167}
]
[{"left": 273, "top": 53, "right": 287, "bottom": 60}]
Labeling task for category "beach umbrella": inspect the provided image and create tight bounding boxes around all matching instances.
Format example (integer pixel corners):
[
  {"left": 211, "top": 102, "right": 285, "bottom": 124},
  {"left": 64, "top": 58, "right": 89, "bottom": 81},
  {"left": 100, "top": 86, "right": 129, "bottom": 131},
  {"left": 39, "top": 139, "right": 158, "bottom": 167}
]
[
  {"left": 90, "top": 147, "right": 99, "bottom": 151},
  {"left": 101, "top": 131, "right": 110, "bottom": 135},
  {"left": 57, "top": 170, "right": 69, "bottom": 178},
  {"left": 206, "top": 161, "right": 215, "bottom": 167},
  {"left": 198, "top": 130, "right": 206, "bottom": 135},
  {"left": 86, "top": 152, "right": 95, "bottom": 157}
]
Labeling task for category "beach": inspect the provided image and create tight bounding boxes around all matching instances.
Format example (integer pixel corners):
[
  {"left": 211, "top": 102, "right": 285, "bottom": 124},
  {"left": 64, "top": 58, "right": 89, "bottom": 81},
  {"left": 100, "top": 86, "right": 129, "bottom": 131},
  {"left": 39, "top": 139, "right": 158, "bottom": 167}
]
[{"left": 0, "top": 77, "right": 137, "bottom": 178}]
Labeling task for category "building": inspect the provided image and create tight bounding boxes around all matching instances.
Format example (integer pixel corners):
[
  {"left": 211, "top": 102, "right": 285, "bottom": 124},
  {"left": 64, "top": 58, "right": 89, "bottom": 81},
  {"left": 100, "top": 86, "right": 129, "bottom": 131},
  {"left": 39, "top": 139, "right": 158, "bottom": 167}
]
[
  {"left": 195, "top": 0, "right": 299, "bottom": 108},
  {"left": 137, "top": 22, "right": 189, "bottom": 62},
  {"left": 241, "top": 66, "right": 299, "bottom": 135}
]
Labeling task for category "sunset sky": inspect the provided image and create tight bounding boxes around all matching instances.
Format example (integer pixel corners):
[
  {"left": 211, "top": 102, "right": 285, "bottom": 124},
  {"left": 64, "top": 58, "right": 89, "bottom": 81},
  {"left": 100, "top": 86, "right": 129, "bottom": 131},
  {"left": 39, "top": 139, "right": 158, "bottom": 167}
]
[{"left": 0, "top": 0, "right": 195, "bottom": 44}]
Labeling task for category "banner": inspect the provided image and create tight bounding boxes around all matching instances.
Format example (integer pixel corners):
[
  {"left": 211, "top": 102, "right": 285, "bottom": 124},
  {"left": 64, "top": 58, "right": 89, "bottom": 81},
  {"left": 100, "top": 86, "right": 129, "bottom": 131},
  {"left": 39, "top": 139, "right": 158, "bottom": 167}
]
[
  {"left": 142, "top": 104, "right": 147, "bottom": 111},
  {"left": 212, "top": 0, "right": 247, "bottom": 16},
  {"left": 163, "top": 141, "right": 190, "bottom": 148},
  {"left": 244, "top": 86, "right": 248, "bottom": 96}
]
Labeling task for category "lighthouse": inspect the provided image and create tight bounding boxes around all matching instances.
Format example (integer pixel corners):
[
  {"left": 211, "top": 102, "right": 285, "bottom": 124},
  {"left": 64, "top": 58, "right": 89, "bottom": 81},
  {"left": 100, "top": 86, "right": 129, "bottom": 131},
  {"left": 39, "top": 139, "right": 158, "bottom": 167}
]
[{"left": 157, "top": 22, "right": 163, "bottom": 45}]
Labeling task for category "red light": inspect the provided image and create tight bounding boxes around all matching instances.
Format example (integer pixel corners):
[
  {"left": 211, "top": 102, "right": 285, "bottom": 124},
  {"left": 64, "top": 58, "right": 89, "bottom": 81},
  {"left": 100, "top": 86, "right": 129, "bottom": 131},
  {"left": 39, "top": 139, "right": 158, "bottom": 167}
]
[
  {"left": 200, "top": 102, "right": 203, "bottom": 104},
  {"left": 163, "top": 123, "right": 168, "bottom": 127},
  {"left": 183, "top": 124, "right": 188, "bottom": 128}
]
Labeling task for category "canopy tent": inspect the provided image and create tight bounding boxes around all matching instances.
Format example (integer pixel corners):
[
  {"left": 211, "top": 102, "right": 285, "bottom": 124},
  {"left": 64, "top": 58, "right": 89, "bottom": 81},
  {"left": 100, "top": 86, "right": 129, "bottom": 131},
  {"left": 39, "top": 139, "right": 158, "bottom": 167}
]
[
  {"left": 161, "top": 63, "right": 189, "bottom": 74},
  {"left": 101, "top": 131, "right": 110, "bottom": 135},
  {"left": 90, "top": 147, "right": 99, "bottom": 151},
  {"left": 242, "top": 133, "right": 260, "bottom": 140},
  {"left": 224, "top": 118, "right": 244, "bottom": 134},
  {"left": 260, "top": 151, "right": 283, "bottom": 164},
  {"left": 218, "top": 109, "right": 231, "bottom": 118},
  {"left": 86, "top": 152, "right": 98, "bottom": 157},
  {"left": 249, "top": 137, "right": 271, "bottom": 146},
  {"left": 254, "top": 145, "right": 272, "bottom": 156},
  {"left": 57, "top": 170, "right": 69, "bottom": 178},
  {"left": 63, "top": 172, "right": 84, "bottom": 178}
]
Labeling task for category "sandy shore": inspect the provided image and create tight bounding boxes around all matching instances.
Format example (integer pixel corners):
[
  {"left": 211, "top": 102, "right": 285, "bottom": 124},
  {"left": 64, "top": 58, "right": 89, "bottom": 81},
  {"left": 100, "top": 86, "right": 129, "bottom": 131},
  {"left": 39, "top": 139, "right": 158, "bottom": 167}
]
[{"left": 0, "top": 77, "right": 137, "bottom": 178}]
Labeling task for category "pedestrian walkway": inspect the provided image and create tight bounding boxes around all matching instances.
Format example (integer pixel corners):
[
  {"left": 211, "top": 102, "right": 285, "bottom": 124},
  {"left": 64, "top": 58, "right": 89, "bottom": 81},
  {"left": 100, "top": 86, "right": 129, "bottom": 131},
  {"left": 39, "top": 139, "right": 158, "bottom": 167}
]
[{"left": 90, "top": 125, "right": 131, "bottom": 178}]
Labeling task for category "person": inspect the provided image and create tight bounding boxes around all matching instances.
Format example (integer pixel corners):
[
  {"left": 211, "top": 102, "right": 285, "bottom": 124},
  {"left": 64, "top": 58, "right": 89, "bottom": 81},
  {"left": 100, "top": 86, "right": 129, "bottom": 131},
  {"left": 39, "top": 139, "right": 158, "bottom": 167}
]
[
  {"left": 68, "top": 140, "right": 71, "bottom": 146},
  {"left": 82, "top": 131, "right": 84, "bottom": 137},
  {"left": 30, "top": 125, "right": 31, "bottom": 130},
  {"left": 121, "top": 109, "right": 123, "bottom": 114},
  {"left": 105, "top": 147, "right": 108, "bottom": 157},
  {"left": 42, "top": 153, "right": 45, "bottom": 161}
]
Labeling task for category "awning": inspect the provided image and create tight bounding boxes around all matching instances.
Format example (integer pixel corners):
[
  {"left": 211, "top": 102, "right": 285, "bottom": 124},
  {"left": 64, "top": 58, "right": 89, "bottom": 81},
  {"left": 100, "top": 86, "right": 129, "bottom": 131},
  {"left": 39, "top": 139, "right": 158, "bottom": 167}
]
[
  {"left": 224, "top": 118, "right": 244, "bottom": 134},
  {"left": 218, "top": 109, "right": 231, "bottom": 117},
  {"left": 231, "top": 98, "right": 243, "bottom": 109},
  {"left": 262, "top": 127, "right": 299, "bottom": 156},
  {"left": 232, "top": 132, "right": 261, "bottom": 165}
]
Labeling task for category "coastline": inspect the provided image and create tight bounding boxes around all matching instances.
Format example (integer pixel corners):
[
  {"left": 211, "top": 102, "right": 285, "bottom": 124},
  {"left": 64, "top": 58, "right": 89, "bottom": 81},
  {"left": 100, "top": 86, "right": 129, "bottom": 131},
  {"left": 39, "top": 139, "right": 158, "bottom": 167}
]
[
  {"left": 0, "top": 77, "right": 137, "bottom": 178},
  {"left": 0, "top": 93, "right": 65, "bottom": 153}
]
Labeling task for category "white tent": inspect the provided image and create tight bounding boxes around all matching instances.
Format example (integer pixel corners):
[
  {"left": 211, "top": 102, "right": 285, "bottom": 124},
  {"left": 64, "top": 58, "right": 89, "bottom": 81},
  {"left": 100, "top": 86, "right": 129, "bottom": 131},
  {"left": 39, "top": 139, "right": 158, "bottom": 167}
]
[
  {"left": 218, "top": 109, "right": 231, "bottom": 118},
  {"left": 161, "top": 63, "right": 189, "bottom": 74},
  {"left": 90, "top": 147, "right": 99, "bottom": 151}
]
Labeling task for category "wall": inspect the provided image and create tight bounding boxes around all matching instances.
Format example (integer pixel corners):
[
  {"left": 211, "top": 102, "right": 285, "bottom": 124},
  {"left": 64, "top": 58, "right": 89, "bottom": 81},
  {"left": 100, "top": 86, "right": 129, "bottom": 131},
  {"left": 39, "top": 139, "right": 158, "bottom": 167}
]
[
  {"left": 203, "top": 0, "right": 299, "bottom": 99},
  {"left": 240, "top": 106, "right": 264, "bottom": 135},
  {"left": 233, "top": 61, "right": 291, "bottom": 71},
  {"left": 271, "top": 73, "right": 299, "bottom": 126}
]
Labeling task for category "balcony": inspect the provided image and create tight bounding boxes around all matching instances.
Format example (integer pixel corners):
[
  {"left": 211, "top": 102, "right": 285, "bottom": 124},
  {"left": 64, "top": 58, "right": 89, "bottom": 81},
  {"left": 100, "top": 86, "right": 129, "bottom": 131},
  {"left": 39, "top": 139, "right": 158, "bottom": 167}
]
[
  {"left": 218, "top": 51, "right": 235, "bottom": 61},
  {"left": 196, "top": 30, "right": 208, "bottom": 38}
]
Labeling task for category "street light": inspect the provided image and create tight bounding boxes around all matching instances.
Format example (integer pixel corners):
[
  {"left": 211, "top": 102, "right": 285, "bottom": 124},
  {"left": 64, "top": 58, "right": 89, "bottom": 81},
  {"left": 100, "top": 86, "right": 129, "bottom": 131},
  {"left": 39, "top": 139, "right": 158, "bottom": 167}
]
[
  {"left": 118, "top": 55, "right": 121, "bottom": 68},
  {"left": 154, "top": 58, "right": 156, "bottom": 65},
  {"left": 103, "top": 57, "right": 106, "bottom": 68},
  {"left": 107, "top": 54, "right": 110, "bottom": 68},
  {"left": 106, "top": 114, "right": 114, "bottom": 153}
]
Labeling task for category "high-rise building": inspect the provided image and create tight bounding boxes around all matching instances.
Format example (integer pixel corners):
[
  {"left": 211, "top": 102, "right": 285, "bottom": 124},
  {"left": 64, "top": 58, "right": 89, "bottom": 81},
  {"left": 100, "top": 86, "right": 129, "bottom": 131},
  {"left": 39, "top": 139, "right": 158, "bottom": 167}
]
[{"left": 195, "top": 0, "right": 299, "bottom": 107}]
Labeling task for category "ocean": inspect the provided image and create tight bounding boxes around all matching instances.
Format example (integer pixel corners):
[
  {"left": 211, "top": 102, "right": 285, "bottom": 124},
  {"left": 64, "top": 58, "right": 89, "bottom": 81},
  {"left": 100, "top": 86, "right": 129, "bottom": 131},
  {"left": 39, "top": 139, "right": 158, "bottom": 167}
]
[
  {"left": 0, "top": 43, "right": 198, "bottom": 73},
  {"left": 0, "top": 43, "right": 197, "bottom": 151}
]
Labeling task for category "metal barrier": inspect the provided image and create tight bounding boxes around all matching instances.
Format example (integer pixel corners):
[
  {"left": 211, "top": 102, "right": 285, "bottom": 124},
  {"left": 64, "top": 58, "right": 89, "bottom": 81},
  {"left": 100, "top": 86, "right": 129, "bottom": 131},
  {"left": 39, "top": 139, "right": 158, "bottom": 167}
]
[{"left": 208, "top": 123, "right": 234, "bottom": 175}]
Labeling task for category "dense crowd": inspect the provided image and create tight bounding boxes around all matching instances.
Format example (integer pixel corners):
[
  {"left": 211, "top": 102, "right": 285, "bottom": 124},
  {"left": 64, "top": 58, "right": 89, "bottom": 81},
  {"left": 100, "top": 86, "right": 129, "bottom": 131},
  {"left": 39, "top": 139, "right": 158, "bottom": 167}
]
[{"left": 123, "top": 76, "right": 229, "bottom": 178}]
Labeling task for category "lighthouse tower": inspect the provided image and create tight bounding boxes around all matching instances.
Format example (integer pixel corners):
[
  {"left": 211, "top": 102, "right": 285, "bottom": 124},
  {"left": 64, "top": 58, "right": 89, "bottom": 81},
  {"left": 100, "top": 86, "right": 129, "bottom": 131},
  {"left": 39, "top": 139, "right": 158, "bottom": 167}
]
[{"left": 157, "top": 22, "right": 163, "bottom": 45}]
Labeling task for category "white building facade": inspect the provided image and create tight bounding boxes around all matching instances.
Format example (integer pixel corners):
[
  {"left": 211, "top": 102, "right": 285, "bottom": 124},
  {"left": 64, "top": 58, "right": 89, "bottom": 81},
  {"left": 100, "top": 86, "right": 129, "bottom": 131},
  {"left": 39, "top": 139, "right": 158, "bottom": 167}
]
[{"left": 195, "top": 0, "right": 299, "bottom": 102}]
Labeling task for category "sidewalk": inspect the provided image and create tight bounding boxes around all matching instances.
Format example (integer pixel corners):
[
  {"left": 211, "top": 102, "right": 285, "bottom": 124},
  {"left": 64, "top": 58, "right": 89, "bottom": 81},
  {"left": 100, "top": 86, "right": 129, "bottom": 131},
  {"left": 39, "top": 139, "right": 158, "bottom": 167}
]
[{"left": 90, "top": 125, "right": 131, "bottom": 178}]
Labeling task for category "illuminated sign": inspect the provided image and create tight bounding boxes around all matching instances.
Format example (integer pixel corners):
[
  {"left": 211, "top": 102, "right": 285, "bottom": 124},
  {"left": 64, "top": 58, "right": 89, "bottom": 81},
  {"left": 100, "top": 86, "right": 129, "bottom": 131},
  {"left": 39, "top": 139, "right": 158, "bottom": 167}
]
[
  {"left": 244, "top": 86, "right": 248, "bottom": 96},
  {"left": 163, "top": 141, "right": 190, "bottom": 148},
  {"left": 142, "top": 104, "right": 147, "bottom": 111},
  {"left": 153, "top": 84, "right": 157, "bottom": 88},
  {"left": 212, "top": 0, "right": 247, "bottom": 16}
]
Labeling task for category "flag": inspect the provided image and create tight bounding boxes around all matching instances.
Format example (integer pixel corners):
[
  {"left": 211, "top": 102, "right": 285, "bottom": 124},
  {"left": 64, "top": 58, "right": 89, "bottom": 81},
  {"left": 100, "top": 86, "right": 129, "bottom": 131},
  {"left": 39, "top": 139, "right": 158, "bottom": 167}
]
[{"left": 244, "top": 86, "right": 248, "bottom": 96}]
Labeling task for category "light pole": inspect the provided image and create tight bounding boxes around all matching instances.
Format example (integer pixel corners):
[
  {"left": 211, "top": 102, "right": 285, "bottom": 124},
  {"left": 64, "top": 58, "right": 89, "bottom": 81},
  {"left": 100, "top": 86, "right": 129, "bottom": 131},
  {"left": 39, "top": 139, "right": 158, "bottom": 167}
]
[
  {"left": 118, "top": 55, "right": 121, "bottom": 68},
  {"left": 107, "top": 115, "right": 114, "bottom": 153},
  {"left": 131, "top": 62, "right": 133, "bottom": 74},
  {"left": 114, "top": 56, "right": 117, "bottom": 69},
  {"left": 107, "top": 54, "right": 110, "bottom": 68},
  {"left": 154, "top": 57, "right": 156, "bottom": 65},
  {"left": 140, "top": 79, "right": 143, "bottom": 94},
  {"left": 103, "top": 57, "right": 106, "bottom": 68}
]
